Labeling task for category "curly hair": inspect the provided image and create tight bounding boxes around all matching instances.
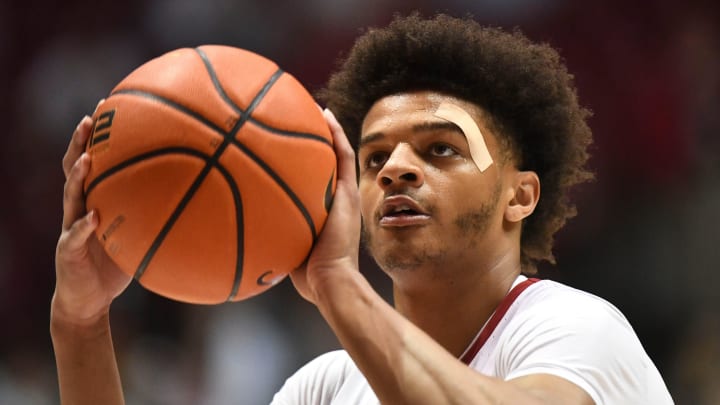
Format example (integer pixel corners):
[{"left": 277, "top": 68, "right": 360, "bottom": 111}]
[{"left": 318, "top": 13, "right": 594, "bottom": 273}]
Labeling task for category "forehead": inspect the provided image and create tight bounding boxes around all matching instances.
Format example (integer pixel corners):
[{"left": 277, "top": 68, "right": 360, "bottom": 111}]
[{"left": 360, "top": 91, "right": 488, "bottom": 138}]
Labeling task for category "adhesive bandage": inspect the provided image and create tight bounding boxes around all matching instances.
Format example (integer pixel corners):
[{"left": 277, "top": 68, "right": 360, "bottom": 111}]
[{"left": 433, "top": 102, "right": 493, "bottom": 172}]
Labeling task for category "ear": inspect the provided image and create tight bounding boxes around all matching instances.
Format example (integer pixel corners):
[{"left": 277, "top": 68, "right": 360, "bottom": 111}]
[{"left": 504, "top": 171, "right": 540, "bottom": 223}]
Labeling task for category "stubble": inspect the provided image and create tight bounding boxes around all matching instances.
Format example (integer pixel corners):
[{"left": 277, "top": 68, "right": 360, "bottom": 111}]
[{"left": 362, "top": 182, "right": 501, "bottom": 272}]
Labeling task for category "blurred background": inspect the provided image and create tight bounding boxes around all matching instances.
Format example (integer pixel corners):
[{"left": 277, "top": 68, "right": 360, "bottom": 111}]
[{"left": 1, "top": 0, "right": 719, "bottom": 403}]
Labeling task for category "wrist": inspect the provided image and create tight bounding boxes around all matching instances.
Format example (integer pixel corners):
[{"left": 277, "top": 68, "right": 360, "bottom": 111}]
[
  {"left": 312, "top": 266, "right": 374, "bottom": 314},
  {"left": 50, "top": 293, "right": 111, "bottom": 339}
]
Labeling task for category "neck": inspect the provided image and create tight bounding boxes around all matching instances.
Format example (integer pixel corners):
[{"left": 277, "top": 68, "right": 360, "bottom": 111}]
[{"left": 391, "top": 249, "right": 521, "bottom": 358}]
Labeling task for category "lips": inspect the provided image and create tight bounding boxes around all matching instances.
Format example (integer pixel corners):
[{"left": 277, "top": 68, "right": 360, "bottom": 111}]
[{"left": 378, "top": 195, "right": 430, "bottom": 227}]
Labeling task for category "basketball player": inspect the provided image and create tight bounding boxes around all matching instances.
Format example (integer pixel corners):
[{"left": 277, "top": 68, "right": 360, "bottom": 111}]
[{"left": 52, "top": 14, "right": 673, "bottom": 404}]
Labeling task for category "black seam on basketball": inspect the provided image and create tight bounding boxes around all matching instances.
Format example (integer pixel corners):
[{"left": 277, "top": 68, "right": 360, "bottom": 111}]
[
  {"left": 133, "top": 149, "right": 226, "bottom": 284},
  {"left": 201, "top": 160, "right": 244, "bottom": 303},
  {"left": 110, "top": 88, "right": 331, "bottom": 149},
  {"left": 324, "top": 170, "right": 335, "bottom": 213},
  {"left": 85, "top": 147, "right": 245, "bottom": 300},
  {"left": 226, "top": 68, "right": 319, "bottom": 243},
  {"left": 191, "top": 50, "right": 330, "bottom": 148},
  {"left": 242, "top": 69, "right": 284, "bottom": 117},
  {"left": 132, "top": 68, "right": 284, "bottom": 301},
  {"left": 194, "top": 47, "right": 243, "bottom": 114},
  {"left": 247, "top": 119, "right": 332, "bottom": 147},
  {"left": 225, "top": 175, "right": 245, "bottom": 302},
  {"left": 230, "top": 140, "right": 318, "bottom": 241},
  {"left": 86, "top": 147, "right": 207, "bottom": 196},
  {"left": 111, "top": 89, "right": 226, "bottom": 136},
  {"left": 135, "top": 162, "right": 215, "bottom": 280},
  {"left": 221, "top": 69, "right": 284, "bottom": 301}
]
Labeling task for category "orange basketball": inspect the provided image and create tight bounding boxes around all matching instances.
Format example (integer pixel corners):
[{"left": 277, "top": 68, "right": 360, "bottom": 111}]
[{"left": 83, "top": 45, "right": 336, "bottom": 304}]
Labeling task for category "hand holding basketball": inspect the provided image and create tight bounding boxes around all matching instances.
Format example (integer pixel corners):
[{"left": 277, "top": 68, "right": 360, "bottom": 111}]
[
  {"left": 53, "top": 114, "right": 132, "bottom": 327},
  {"left": 289, "top": 108, "right": 361, "bottom": 305}
]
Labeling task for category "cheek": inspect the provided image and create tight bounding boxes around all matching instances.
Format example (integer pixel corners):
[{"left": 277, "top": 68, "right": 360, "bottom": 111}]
[
  {"left": 435, "top": 173, "right": 498, "bottom": 214},
  {"left": 358, "top": 179, "right": 377, "bottom": 219},
  {"left": 432, "top": 166, "right": 476, "bottom": 195}
]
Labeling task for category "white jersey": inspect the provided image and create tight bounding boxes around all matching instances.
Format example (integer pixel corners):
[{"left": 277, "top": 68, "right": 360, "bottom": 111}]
[{"left": 271, "top": 276, "right": 673, "bottom": 405}]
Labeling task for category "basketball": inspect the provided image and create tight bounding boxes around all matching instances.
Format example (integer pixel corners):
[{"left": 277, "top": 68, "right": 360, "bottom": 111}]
[{"left": 83, "top": 45, "right": 336, "bottom": 304}]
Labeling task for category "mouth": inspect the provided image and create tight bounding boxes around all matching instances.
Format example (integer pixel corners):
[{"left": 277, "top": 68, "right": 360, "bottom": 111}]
[{"left": 378, "top": 195, "right": 431, "bottom": 227}]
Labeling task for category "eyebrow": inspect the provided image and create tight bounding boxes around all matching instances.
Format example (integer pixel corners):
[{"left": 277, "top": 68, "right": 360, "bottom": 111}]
[{"left": 359, "top": 120, "right": 464, "bottom": 148}]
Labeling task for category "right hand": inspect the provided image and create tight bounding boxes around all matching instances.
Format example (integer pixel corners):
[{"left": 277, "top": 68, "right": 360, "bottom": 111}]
[
  {"left": 52, "top": 110, "right": 132, "bottom": 327},
  {"left": 289, "top": 108, "right": 362, "bottom": 305}
]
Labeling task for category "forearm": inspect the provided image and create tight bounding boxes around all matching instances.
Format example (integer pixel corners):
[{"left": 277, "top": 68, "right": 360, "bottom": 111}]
[
  {"left": 314, "top": 270, "right": 544, "bottom": 405},
  {"left": 50, "top": 305, "right": 125, "bottom": 405}
]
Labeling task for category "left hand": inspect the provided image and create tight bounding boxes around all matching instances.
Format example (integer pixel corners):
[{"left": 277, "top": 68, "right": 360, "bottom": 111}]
[{"left": 289, "top": 108, "right": 362, "bottom": 304}]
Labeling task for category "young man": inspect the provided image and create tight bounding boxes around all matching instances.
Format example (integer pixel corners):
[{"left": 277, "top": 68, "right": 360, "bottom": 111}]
[{"left": 52, "top": 14, "right": 673, "bottom": 405}]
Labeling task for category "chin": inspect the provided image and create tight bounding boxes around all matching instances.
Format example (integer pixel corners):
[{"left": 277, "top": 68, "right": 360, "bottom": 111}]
[{"left": 372, "top": 243, "right": 448, "bottom": 274}]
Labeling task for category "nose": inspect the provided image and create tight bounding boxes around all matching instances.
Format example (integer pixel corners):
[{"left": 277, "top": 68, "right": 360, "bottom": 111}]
[{"left": 376, "top": 143, "right": 424, "bottom": 189}]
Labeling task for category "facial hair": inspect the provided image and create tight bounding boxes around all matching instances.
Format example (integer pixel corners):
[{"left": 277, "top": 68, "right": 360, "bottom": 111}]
[{"left": 362, "top": 182, "right": 501, "bottom": 272}]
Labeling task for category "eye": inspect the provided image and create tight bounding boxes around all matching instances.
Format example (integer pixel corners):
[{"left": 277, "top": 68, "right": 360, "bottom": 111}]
[
  {"left": 365, "top": 151, "right": 389, "bottom": 169},
  {"left": 429, "top": 143, "right": 457, "bottom": 157}
]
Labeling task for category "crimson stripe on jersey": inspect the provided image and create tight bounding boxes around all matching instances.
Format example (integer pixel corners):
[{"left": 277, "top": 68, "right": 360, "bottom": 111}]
[{"left": 460, "top": 278, "right": 540, "bottom": 365}]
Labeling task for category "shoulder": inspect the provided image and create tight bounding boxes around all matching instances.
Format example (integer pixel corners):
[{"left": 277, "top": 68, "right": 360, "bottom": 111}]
[
  {"left": 271, "top": 350, "right": 357, "bottom": 405},
  {"left": 518, "top": 279, "right": 629, "bottom": 326},
  {"left": 498, "top": 279, "right": 673, "bottom": 404},
  {"left": 501, "top": 279, "right": 639, "bottom": 372}
]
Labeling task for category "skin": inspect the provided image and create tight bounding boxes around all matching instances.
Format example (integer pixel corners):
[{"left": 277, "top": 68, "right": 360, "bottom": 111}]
[
  {"left": 52, "top": 106, "right": 131, "bottom": 405},
  {"left": 358, "top": 92, "right": 524, "bottom": 356},
  {"left": 52, "top": 93, "right": 594, "bottom": 404}
]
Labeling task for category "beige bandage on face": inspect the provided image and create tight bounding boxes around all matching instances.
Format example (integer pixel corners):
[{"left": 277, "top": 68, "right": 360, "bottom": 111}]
[{"left": 433, "top": 102, "right": 493, "bottom": 172}]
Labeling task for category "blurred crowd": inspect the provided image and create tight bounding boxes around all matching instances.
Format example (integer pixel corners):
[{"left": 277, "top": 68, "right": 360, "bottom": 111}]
[{"left": 0, "top": 0, "right": 718, "bottom": 403}]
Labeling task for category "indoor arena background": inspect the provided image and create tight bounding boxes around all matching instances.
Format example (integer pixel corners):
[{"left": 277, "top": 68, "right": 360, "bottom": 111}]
[{"left": 0, "top": 0, "right": 718, "bottom": 403}]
